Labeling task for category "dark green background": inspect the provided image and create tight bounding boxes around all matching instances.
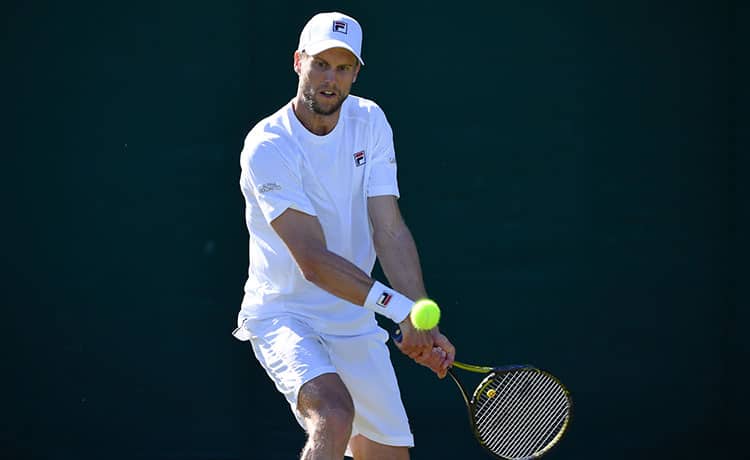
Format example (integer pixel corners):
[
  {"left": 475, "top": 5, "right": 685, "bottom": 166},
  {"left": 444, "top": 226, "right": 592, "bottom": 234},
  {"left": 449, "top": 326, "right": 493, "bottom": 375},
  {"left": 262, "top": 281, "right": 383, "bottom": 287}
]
[{"left": 4, "top": 1, "right": 745, "bottom": 459}]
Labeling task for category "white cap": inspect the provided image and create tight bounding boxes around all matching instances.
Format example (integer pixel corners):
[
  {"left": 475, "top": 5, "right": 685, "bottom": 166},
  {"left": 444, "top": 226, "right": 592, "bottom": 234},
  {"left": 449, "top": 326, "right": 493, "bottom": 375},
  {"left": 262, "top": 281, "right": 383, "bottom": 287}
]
[{"left": 297, "top": 12, "right": 364, "bottom": 66}]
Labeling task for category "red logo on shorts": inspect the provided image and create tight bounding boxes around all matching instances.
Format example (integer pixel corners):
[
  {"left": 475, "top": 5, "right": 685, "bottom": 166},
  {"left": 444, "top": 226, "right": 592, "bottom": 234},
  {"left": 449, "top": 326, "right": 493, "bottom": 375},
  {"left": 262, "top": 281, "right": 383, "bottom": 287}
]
[{"left": 377, "top": 292, "right": 392, "bottom": 307}]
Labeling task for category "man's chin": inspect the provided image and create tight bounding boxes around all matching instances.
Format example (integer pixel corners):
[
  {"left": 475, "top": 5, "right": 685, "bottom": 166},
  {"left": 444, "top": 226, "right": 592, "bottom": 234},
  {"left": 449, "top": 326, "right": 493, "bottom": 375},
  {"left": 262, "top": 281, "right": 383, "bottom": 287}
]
[{"left": 309, "top": 95, "right": 346, "bottom": 116}]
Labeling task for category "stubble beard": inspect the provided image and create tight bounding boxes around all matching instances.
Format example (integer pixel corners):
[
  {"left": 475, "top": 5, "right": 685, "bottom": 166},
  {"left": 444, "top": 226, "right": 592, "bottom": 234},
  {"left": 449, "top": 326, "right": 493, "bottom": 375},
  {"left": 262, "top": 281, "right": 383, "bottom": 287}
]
[{"left": 302, "top": 86, "right": 348, "bottom": 116}]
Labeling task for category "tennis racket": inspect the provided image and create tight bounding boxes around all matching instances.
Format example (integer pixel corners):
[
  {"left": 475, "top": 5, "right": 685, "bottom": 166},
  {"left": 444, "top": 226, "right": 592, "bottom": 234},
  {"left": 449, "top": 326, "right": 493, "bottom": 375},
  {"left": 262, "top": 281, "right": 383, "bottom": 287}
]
[{"left": 392, "top": 329, "right": 572, "bottom": 459}]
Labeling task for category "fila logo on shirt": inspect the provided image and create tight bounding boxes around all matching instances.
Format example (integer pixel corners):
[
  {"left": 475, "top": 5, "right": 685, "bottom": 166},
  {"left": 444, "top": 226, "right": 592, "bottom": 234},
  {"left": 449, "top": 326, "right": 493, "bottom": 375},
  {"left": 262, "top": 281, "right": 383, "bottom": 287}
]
[
  {"left": 333, "top": 21, "right": 348, "bottom": 34},
  {"left": 377, "top": 292, "right": 392, "bottom": 308},
  {"left": 353, "top": 150, "right": 366, "bottom": 167}
]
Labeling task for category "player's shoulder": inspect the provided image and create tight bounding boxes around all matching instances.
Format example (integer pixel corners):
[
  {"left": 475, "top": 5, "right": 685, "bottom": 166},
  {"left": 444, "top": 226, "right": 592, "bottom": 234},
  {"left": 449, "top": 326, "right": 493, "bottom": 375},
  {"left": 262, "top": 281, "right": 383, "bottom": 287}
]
[
  {"left": 241, "top": 102, "right": 295, "bottom": 162},
  {"left": 244, "top": 102, "right": 292, "bottom": 143},
  {"left": 343, "top": 94, "right": 388, "bottom": 121}
]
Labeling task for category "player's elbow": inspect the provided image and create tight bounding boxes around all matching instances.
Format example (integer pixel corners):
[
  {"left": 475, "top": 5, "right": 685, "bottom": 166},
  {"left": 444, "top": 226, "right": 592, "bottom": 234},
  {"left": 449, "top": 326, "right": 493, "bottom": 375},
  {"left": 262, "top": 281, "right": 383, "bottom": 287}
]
[
  {"left": 294, "top": 249, "right": 326, "bottom": 284},
  {"left": 298, "top": 263, "right": 321, "bottom": 284}
]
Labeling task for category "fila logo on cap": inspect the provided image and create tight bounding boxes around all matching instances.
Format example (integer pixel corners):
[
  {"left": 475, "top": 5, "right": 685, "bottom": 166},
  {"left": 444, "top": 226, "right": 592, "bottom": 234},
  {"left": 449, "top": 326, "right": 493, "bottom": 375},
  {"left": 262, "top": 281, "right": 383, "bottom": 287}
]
[
  {"left": 377, "top": 291, "right": 392, "bottom": 307},
  {"left": 353, "top": 150, "right": 366, "bottom": 167},
  {"left": 297, "top": 12, "right": 365, "bottom": 66},
  {"left": 333, "top": 20, "right": 348, "bottom": 34}
]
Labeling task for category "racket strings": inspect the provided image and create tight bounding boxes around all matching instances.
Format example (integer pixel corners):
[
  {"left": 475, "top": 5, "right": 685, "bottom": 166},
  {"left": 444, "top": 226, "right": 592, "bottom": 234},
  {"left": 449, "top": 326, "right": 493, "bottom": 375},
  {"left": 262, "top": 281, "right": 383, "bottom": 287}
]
[
  {"left": 485, "top": 375, "right": 568, "bottom": 459},
  {"left": 472, "top": 370, "right": 570, "bottom": 459},
  {"left": 478, "top": 372, "right": 558, "bottom": 455},
  {"left": 476, "top": 372, "right": 568, "bottom": 458},
  {"left": 499, "top": 375, "right": 568, "bottom": 458},
  {"left": 476, "top": 372, "right": 566, "bottom": 458}
]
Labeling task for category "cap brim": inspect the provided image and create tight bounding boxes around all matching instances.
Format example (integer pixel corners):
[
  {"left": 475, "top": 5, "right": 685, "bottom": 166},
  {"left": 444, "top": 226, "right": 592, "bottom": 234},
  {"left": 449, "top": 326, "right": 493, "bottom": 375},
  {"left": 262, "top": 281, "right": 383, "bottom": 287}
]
[{"left": 302, "top": 39, "right": 364, "bottom": 66}]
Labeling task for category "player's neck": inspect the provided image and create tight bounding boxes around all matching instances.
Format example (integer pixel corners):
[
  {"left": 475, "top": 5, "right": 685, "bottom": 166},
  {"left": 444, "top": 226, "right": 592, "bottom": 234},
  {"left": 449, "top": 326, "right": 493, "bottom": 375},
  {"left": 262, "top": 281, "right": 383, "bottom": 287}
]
[{"left": 292, "top": 97, "right": 340, "bottom": 136}]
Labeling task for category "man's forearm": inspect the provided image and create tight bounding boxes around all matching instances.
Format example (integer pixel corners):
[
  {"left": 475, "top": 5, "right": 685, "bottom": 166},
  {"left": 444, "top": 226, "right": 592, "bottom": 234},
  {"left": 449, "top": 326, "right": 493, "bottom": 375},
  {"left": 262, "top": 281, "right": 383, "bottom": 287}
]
[
  {"left": 373, "top": 223, "right": 428, "bottom": 301},
  {"left": 301, "top": 246, "right": 414, "bottom": 323},
  {"left": 300, "top": 247, "right": 375, "bottom": 305}
]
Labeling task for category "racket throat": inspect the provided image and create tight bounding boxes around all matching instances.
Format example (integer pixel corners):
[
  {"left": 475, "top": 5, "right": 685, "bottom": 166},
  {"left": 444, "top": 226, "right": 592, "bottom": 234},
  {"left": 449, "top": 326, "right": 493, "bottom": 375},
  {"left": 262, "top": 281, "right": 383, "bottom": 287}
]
[{"left": 447, "top": 369, "right": 471, "bottom": 408}]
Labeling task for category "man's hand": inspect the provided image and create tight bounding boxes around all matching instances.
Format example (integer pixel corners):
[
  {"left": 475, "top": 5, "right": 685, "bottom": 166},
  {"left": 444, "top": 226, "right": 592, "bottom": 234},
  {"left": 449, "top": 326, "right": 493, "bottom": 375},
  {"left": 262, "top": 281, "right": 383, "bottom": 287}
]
[
  {"left": 395, "top": 320, "right": 456, "bottom": 379},
  {"left": 420, "top": 328, "right": 455, "bottom": 378},
  {"left": 394, "top": 318, "right": 433, "bottom": 360}
]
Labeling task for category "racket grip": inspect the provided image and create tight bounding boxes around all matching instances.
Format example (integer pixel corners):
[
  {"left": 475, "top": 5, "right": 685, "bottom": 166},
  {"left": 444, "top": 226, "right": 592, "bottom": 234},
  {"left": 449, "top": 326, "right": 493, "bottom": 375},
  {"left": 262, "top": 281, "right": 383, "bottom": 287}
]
[{"left": 391, "top": 329, "right": 403, "bottom": 343}]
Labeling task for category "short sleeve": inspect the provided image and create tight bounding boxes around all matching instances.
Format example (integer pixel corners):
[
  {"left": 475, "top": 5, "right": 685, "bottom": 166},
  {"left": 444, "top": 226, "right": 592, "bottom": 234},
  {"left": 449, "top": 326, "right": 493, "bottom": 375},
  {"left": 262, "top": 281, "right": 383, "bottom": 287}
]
[
  {"left": 367, "top": 108, "right": 400, "bottom": 198},
  {"left": 240, "top": 140, "right": 316, "bottom": 223}
]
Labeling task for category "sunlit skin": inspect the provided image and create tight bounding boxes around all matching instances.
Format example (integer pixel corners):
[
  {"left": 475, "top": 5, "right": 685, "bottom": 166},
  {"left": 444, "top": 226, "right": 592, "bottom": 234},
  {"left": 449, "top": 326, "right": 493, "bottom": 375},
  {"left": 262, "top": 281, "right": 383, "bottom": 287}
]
[{"left": 293, "top": 48, "right": 361, "bottom": 135}]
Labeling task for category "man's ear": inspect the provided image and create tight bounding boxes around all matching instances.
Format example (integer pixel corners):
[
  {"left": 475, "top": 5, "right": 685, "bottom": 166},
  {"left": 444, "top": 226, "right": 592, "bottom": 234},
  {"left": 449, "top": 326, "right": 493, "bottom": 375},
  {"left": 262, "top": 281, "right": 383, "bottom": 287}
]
[{"left": 293, "top": 51, "right": 302, "bottom": 75}]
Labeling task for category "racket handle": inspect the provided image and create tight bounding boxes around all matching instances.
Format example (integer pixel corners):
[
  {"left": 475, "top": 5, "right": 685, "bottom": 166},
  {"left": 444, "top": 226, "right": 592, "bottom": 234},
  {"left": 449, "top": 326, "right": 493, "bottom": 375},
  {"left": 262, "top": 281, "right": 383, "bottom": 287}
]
[{"left": 391, "top": 328, "right": 403, "bottom": 343}]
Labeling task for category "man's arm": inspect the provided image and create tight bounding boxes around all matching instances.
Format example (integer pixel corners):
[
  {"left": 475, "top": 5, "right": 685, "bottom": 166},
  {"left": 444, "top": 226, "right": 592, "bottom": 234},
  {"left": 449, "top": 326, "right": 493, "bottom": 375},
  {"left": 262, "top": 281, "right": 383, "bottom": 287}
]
[
  {"left": 269, "top": 208, "right": 413, "bottom": 321},
  {"left": 270, "top": 202, "right": 454, "bottom": 376},
  {"left": 270, "top": 208, "right": 373, "bottom": 305},
  {"left": 367, "top": 195, "right": 426, "bottom": 300},
  {"left": 368, "top": 195, "right": 456, "bottom": 376}
]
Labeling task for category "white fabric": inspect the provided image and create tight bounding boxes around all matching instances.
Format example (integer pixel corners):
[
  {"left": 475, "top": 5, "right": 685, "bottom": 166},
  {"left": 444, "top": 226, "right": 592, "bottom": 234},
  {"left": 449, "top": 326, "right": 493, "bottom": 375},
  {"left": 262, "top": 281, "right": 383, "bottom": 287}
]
[
  {"left": 236, "top": 95, "right": 400, "bottom": 336},
  {"left": 242, "top": 316, "right": 415, "bottom": 454},
  {"left": 298, "top": 12, "right": 365, "bottom": 65},
  {"left": 363, "top": 280, "right": 413, "bottom": 324}
]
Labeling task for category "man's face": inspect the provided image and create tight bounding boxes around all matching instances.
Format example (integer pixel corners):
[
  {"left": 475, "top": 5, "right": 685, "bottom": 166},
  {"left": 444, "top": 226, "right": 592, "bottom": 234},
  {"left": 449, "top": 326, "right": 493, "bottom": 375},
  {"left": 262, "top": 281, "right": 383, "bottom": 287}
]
[{"left": 295, "top": 48, "right": 360, "bottom": 116}]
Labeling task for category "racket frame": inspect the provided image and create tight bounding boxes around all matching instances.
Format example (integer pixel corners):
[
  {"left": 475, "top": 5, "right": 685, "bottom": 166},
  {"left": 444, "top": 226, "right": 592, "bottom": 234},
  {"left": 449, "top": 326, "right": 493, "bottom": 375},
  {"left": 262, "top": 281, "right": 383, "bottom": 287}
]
[
  {"left": 450, "top": 363, "right": 572, "bottom": 460},
  {"left": 389, "top": 329, "right": 571, "bottom": 459}
]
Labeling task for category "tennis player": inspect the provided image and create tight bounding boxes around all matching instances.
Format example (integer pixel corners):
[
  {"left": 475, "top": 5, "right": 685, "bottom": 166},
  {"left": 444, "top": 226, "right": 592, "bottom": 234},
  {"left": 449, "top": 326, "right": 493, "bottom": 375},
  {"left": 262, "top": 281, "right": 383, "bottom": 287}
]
[{"left": 232, "top": 11, "right": 456, "bottom": 459}]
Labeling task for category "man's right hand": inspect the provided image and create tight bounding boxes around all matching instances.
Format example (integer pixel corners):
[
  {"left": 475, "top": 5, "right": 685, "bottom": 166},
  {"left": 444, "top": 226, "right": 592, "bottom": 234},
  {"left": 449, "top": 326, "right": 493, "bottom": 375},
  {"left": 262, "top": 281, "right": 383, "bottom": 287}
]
[
  {"left": 394, "top": 317, "right": 434, "bottom": 360},
  {"left": 394, "top": 319, "right": 456, "bottom": 379}
]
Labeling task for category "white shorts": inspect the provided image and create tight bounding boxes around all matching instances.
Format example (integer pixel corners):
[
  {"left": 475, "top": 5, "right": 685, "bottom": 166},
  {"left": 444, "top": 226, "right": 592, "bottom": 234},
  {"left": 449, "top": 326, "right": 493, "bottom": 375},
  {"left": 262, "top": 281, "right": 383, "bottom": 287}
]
[{"left": 237, "top": 315, "right": 414, "bottom": 455}]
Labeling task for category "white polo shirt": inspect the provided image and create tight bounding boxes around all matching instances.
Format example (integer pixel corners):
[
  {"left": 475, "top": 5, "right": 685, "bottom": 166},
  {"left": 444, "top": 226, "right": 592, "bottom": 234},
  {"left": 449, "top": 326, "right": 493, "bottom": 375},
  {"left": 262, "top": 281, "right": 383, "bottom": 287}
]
[{"left": 236, "top": 95, "right": 400, "bottom": 336}]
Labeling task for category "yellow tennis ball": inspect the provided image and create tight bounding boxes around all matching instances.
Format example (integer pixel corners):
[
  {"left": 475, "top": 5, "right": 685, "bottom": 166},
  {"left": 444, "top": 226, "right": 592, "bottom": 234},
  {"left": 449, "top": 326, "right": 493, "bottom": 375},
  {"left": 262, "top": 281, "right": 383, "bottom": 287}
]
[{"left": 410, "top": 299, "right": 441, "bottom": 330}]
